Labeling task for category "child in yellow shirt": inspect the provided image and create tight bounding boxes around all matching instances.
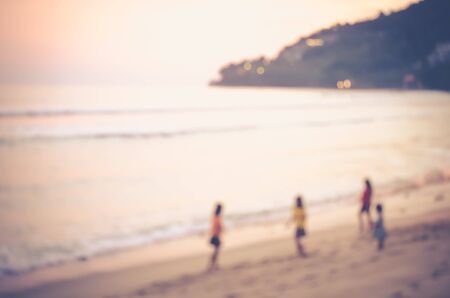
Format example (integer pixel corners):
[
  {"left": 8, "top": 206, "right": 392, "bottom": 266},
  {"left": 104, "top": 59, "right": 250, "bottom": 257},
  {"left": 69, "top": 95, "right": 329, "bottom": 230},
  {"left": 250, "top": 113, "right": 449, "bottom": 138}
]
[{"left": 288, "top": 196, "right": 307, "bottom": 257}]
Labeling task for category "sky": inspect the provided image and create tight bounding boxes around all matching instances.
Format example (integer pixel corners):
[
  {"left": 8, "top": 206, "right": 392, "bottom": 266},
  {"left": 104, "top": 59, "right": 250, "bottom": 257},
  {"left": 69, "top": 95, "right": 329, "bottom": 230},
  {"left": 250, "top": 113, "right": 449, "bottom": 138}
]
[{"left": 0, "top": 0, "right": 418, "bottom": 85}]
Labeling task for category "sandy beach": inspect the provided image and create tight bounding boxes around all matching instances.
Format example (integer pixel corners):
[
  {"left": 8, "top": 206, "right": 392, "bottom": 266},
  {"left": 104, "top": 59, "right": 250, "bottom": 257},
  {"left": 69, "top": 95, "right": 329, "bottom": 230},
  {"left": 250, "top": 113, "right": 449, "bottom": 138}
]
[{"left": 0, "top": 179, "right": 449, "bottom": 298}]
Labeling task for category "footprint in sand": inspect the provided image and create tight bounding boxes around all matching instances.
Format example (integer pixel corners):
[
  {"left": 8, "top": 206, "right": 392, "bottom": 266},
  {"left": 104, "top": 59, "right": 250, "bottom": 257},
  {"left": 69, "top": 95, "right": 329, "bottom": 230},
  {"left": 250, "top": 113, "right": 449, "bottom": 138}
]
[
  {"left": 431, "top": 260, "right": 449, "bottom": 280},
  {"left": 426, "top": 244, "right": 437, "bottom": 251},
  {"left": 135, "top": 289, "right": 149, "bottom": 296},
  {"left": 390, "top": 290, "right": 404, "bottom": 298},
  {"left": 179, "top": 274, "right": 195, "bottom": 284},
  {"left": 298, "top": 250, "right": 319, "bottom": 259},
  {"left": 302, "top": 273, "right": 317, "bottom": 282},
  {"left": 434, "top": 193, "right": 445, "bottom": 202},
  {"left": 369, "top": 255, "right": 379, "bottom": 263},
  {"left": 411, "top": 234, "right": 430, "bottom": 242},
  {"left": 241, "top": 276, "right": 258, "bottom": 286},
  {"left": 326, "top": 249, "right": 340, "bottom": 259},
  {"left": 275, "top": 283, "right": 288, "bottom": 292},
  {"left": 388, "top": 249, "right": 404, "bottom": 257},
  {"left": 328, "top": 268, "right": 338, "bottom": 275},
  {"left": 232, "top": 262, "right": 251, "bottom": 270},
  {"left": 408, "top": 280, "right": 420, "bottom": 290},
  {"left": 278, "top": 266, "right": 294, "bottom": 274}
]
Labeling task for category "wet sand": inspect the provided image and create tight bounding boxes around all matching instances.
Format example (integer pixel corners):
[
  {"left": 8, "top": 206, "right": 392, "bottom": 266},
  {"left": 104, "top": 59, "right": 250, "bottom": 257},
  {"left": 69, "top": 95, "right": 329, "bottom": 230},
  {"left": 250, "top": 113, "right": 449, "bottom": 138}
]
[{"left": 1, "top": 181, "right": 450, "bottom": 298}]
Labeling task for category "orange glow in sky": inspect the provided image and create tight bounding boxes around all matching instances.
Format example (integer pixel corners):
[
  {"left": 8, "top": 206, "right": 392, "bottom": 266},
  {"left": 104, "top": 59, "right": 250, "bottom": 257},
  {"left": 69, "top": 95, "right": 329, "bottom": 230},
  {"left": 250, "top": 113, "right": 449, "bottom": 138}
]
[{"left": 0, "top": 0, "right": 418, "bottom": 84}]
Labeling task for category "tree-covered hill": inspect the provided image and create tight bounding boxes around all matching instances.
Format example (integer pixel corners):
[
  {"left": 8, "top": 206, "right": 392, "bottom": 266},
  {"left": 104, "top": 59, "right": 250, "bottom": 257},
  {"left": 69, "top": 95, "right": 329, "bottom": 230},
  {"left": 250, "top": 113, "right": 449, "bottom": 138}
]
[{"left": 210, "top": 0, "right": 450, "bottom": 90}]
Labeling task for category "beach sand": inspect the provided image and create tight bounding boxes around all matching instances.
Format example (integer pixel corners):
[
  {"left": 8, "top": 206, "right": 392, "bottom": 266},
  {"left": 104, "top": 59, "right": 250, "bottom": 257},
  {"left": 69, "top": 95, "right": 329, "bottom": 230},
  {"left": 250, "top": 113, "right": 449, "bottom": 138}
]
[{"left": 1, "top": 181, "right": 450, "bottom": 298}]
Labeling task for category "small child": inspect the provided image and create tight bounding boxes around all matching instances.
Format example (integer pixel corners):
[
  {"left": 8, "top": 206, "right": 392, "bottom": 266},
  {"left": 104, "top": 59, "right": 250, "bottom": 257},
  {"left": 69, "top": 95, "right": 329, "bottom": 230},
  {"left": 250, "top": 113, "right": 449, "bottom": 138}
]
[
  {"left": 208, "top": 203, "right": 223, "bottom": 270},
  {"left": 288, "top": 196, "right": 307, "bottom": 257},
  {"left": 373, "top": 203, "right": 387, "bottom": 250}
]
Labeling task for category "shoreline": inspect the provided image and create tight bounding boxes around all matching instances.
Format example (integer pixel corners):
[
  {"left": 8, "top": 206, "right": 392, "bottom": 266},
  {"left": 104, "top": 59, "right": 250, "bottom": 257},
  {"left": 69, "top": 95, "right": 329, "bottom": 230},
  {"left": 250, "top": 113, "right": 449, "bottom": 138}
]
[
  {"left": 1, "top": 179, "right": 450, "bottom": 297},
  {"left": 1, "top": 168, "right": 448, "bottom": 279},
  {"left": 207, "top": 83, "right": 450, "bottom": 93}
]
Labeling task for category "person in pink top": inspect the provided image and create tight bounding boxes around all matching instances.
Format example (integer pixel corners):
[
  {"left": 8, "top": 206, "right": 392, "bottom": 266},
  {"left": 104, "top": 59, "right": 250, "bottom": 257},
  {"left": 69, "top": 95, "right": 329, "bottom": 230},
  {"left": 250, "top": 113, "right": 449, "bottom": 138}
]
[{"left": 359, "top": 178, "right": 373, "bottom": 232}]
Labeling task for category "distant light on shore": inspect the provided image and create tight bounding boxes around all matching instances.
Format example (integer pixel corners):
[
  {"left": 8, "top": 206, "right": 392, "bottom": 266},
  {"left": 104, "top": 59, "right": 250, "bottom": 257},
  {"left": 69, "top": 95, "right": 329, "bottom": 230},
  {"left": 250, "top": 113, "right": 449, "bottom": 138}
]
[
  {"left": 344, "top": 79, "right": 352, "bottom": 88},
  {"left": 306, "top": 38, "right": 324, "bottom": 47},
  {"left": 256, "top": 66, "right": 265, "bottom": 75},
  {"left": 244, "top": 62, "right": 252, "bottom": 71},
  {"left": 337, "top": 79, "right": 352, "bottom": 89}
]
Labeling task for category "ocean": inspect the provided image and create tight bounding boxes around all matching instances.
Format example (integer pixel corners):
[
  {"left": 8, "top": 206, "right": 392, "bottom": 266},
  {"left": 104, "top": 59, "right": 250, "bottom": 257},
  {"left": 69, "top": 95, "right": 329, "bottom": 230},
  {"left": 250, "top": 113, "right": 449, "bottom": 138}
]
[{"left": 0, "top": 85, "right": 449, "bottom": 276}]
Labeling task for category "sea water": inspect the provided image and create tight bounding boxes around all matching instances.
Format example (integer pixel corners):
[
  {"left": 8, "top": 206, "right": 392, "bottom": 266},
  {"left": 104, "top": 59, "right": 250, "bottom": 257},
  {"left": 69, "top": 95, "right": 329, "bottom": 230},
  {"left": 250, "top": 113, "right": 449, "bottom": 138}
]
[{"left": 0, "top": 85, "right": 449, "bottom": 275}]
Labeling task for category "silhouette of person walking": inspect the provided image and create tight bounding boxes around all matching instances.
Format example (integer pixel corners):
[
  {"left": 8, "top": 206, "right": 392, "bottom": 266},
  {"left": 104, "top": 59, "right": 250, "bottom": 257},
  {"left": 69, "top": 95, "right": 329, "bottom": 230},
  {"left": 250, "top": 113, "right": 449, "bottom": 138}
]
[
  {"left": 359, "top": 178, "right": 373, "bottom": 232},
  {"left": 287, "top": 196, "right": 307, "bottom": 257},
  {"left": 373, "top": 203, "right": 387, "bottom": 250},
  {"left": 208, "top": 203, "right": 223, "bottom": 271}
]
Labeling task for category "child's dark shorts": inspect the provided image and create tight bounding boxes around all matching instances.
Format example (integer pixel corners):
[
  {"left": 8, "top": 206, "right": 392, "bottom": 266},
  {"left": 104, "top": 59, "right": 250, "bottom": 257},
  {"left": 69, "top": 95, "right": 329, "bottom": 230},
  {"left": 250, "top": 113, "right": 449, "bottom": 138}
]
[
  {"left": 360, "top": 203, "right": 371, "bottom": 213},
  {"left": 295, "top": 228, "right": 306, "bottom": 238},
  {"left": 210, "top": 235, "right": 221, "bottom": 247}
]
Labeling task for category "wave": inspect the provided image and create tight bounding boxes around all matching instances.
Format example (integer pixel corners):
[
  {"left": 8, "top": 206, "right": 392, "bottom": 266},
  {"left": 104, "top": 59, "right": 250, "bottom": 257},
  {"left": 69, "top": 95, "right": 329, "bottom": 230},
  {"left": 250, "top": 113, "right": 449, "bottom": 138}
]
[
  {"left": 0, "top": 113, "right": 432, "bottom": 144},
  {"left": 0, "top": 125, "right": 258, "bottom": 144},
  {"left": 0, "top": 105, "right": 325, "bottom": 118},
  {"left": 0, "top": 101, "right": 407, "bottom": 118}
]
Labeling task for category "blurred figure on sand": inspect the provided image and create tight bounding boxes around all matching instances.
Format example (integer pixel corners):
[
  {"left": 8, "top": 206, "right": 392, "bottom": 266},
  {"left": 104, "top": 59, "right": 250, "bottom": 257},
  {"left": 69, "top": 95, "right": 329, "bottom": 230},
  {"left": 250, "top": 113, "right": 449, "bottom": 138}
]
[
  {"left": 359, "top": 178, "right": 373, "bottom": 232},
  {"left": 287, "top": 196, "right": 307, "bottom": 257},
  {"left": 373, "top": 203, "right": 387, "bottom": 250},
  {"left": 208, "top": 203, "right": 223, "bottom": 271}
]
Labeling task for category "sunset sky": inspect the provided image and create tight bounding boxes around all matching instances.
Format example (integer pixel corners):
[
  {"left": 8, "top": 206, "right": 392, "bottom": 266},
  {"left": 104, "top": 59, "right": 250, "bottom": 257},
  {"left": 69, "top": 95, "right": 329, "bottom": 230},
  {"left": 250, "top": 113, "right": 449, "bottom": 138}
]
[{"left": 0, "top": 0, "right": 418, "bottom": 85}]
